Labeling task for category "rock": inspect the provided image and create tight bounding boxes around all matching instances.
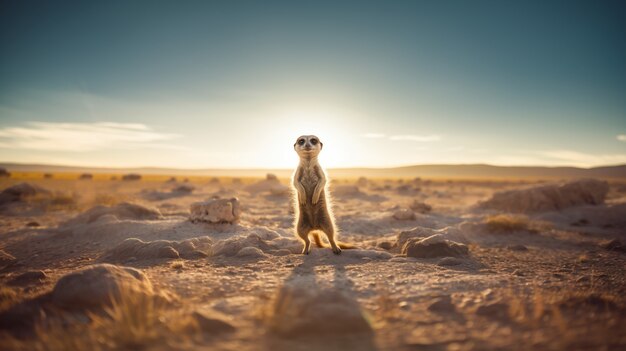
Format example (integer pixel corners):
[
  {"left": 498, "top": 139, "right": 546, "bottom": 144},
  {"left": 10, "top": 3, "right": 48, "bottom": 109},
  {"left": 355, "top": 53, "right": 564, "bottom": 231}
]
[
  {"left": 66, "top": 202, "right": 162, "bottom": 225},
  {"left": 0, "top": 167, "right": 10, "bottom": 177},
  {"left": 190, "top": 197, "right": 241, "bottom": 223},
  {"left": 507, "top": 244, "right": 528, "bottom": 251},
  {"left": 192, "top": 310, "right": 236, "bottom": 334},
  {"left": 397, "top": 227, "right": 438, "bottom": 248},
  {"left": 236, "top": 246, "right": 267, "bottom": 259},
  {"left": 427, "top": 295, "right": 456, "bottom": 313},
  {"left": 356, "top": 177, "right": 368, "bottom": 187},
  {"left": 409, "top": 200, "right": 432, "bottom": 213},
  {"left": 166, "top": 177, "right": 177, "bottom": 183},
  {"left": 437, "top": 257, "right": 463, "bottom": 266},
  {"left": 0, "top": 250, "right": 17, "bottom": 268},
  {"left": 393, "top": 208, "right": 416, "bottom": 220},
  {"left": 213, "top": 234, "right": 272, "bottom": 257},
  {"left": 158, "top": 246, "right": 180, "bottom": 258},
  {"left": 599, "top": 239, "right": 625, "bottom": 253},
  {"left": 26, "top": 221, "right": 40, "bottom": 227},
  {"left": 79, "top": 173, "right": 93, "bottom": 180},
  {"left": 122, "top": 173, "right": 142, "bottom": 181},
  {"left": 265, "top": 277, "right": 372, "bottom": 337},
  {"left": 172, "top": 185, "right": 195, "bottom": 194},
  {"left": 476, "top": 302, "right": 510, "bottom": 320},
  {"left": 332, "top": 185, "right": 361, "bottom": 196},
  {"left": 8, "top": 270, "right": 47, "bottom": 286},
  {"left": 266, "top": 173, "right": 278, "bottom": 181},
  {"left": 103, "top": 237, "right": 212, "bottom": 261},
  {"left": 51, "top": 264, "right": 155, "bottom": 310},
  {"left": 479, "top": 179, "right": 609, "bottom": 213},
  {"left": 402, "top": 234, "right": 469, "bottom": 258},
  {"left": 0, "top": 182, "right": 51, "bottom": 204},
  {"left": 377, "top": 241, "right": 394, "bottom": 250},
  {"left": 43, "top": 173, "right": 53, "bottom": 179}
]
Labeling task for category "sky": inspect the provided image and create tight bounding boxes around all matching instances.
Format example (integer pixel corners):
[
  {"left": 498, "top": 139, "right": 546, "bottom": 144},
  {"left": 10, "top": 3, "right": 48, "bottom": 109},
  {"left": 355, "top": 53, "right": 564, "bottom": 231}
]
[{"left": 0, "top": 0, "right": 625, "bottom": 169}]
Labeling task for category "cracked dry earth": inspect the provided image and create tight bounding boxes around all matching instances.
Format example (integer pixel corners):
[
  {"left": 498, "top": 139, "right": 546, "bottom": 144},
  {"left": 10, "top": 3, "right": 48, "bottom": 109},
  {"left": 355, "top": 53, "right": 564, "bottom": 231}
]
[{"left": 1, "top": 176, "right": 625, "bottom": 351}]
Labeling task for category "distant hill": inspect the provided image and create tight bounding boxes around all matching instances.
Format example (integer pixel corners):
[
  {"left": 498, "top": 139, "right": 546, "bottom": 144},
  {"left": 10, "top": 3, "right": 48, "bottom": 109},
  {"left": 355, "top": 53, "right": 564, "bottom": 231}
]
[{"left": 1, "top": 162, "right": 625, "bottom": 180}]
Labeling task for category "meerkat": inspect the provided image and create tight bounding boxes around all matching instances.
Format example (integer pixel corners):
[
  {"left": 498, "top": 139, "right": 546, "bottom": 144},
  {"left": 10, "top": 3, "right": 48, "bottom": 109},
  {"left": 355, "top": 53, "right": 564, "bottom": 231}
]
[{"left": 292, "top": 135, "right": 353, "bottom": 255}]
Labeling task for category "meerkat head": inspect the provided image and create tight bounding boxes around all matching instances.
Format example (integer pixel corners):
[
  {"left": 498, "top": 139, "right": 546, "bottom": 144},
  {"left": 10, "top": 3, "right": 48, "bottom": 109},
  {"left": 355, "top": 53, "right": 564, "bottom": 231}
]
[{"left": 294, "top": 135, "right": 323, "bottom": 159}]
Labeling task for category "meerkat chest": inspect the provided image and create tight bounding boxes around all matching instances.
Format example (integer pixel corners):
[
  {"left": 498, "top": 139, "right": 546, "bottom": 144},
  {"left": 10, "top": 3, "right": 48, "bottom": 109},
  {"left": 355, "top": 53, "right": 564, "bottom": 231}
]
[{"left": 300, "top": 167, "right": 321, "bottom": 193}]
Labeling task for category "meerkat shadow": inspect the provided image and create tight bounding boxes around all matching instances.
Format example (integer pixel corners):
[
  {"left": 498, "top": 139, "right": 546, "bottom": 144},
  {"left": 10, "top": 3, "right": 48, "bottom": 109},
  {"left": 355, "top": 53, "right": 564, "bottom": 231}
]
[{"left": 262, "top": 256, "right": 378, "bottom": 351}]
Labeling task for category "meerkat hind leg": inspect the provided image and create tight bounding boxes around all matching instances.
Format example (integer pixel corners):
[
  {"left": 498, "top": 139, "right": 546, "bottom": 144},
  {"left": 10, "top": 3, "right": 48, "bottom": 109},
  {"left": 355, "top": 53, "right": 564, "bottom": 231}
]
[
  {"left": 320, "top": 222, "right": 341, "bottom": 255},
  {"left": 297, "top": 226, "right": 311, "bottom": 255}
]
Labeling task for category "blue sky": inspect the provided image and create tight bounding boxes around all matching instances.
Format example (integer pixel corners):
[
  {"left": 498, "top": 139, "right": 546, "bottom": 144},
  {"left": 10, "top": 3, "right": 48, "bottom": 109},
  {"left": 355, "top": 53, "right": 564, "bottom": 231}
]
[{"left": 1, "top": 0, "right": 625, "bottom": 168}]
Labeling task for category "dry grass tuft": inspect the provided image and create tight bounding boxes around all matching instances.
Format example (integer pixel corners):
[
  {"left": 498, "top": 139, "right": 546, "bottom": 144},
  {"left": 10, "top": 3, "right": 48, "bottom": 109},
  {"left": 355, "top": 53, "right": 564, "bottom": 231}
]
[
  {"left": 4, "top": 290, "right": 191, "bottom": 351},
  {"left": 483, "top": 214, "right": 551, "bottom": 233},
  {"left": 170, "top": 260, "right": 185, "bottom": 270}
]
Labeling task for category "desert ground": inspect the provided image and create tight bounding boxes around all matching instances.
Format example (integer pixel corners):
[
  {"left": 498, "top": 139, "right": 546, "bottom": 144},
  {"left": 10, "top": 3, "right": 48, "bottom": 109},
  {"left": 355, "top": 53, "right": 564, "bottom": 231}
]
[{"left": 0, "top": 172, "right": 625, "bottom": 350}]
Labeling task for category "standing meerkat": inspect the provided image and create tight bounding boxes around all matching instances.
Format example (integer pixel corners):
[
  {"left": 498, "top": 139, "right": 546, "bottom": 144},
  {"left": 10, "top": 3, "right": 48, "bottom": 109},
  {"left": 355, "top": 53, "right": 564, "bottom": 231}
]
[{"left": 292, "top": 135, "right": 354, "bottom": 255}]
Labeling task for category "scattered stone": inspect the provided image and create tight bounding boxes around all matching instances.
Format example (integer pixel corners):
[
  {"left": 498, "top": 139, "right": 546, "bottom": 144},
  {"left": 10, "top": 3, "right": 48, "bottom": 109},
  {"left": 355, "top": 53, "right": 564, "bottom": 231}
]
[
  {"left": 172, "top": 185, "right": 195, "bottom": 194},
  {"left": 437, "top": 257, "right": 463, "bottom": 266},
  {"left": 266, "top": 173, "right": 278, "bottom": 181},
  {"left": 103, "top": 237, "right": 212, "bottom": 261},
  {"left": 122, "top": 173, "right": 142, "bottom": 181},
  {"left": 427, "top": 295, "right": 456, "bottom": 313},
  {"left": 397, "top": 227, "right": 437, "bottom": 248},
  {"left": 43, "top": 173, "right": 53, "bottom": 179},
  {"left": 166, "top": 177, "right": 177, "bottom": 183},
  {"left": 478, "top": 179, "right": 609, "bottom": 213},
  {"left": 409, "top": 200, "right": 432, "bottom": 213},
  {"left": 599, "top": 239, "right": 625, "bottom": 253},
  {"left": 0, "top": 183, "right": 51, "bottom": 204},
  {"left": 332, "top": 185, "right": 361, "bottom": 196},
  {"left": 236, "top": 246, "right": 268, "bottom": 259},
  {"left": 0, "top": 167, "right": 10, "bottom": 177},
  {"left": 402, "top": 234, "right": 469, "bottom": 259},
  {"left": 393, "top": 208, "right": 416, "bottom": 220},
  {"left": 377, "top": 241, "right": 394, "bottom": 250},
  {"left": 192, "top": 310, "right": 236, "bottom": 334},
  {"left": 79, "top": 173, "right": 93, "bottom": 180},
  {"left": 507, "top": 244, "right": 528, "bottom": 251},
  {"left": 475, "top": 302, "right": 510, "bottom": 319},
  {"left": 8, "top": 270, "right": 47, "bottom": 286},
  {"left": 51, "top": 264, "right": 155, "bottom": 310},
  {"left": 190, "top": 197, "right": 241, "bottom": 224}
]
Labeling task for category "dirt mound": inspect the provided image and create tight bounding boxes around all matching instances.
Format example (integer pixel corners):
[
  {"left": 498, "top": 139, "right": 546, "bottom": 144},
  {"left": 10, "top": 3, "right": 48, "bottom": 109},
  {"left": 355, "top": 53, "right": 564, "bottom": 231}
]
[
  {"left": 212, "top": 233, "right": 274, "bottom": 256},
  {"left": 0, "top": 182, "right": 51, "bottom": 204},
  {"left": 66, "top": 202, "right": 163, "bottom": 225},
  {"left": 402, "top": 234, "right": 469, "bottom": 258},
  {"left": 265, "top": 276, "right": 373, "bottom": 337},
  {"left": 409, "top": 200, "right": 432, "bottom": 213},
  {"left": 51, "top": 264, "right": 156, "bottom": 310},
  {"left": 393, "top": 208, "right": 416, "bottom": 220},
  {"left": 478, "top": 179, "right": 609, "bottom": 213},
  {"left": 103, "top": 237, "right": 212, "bottom": 261},
  {"left": 190, "top": 197, "right": 241, "bottom": 223}
]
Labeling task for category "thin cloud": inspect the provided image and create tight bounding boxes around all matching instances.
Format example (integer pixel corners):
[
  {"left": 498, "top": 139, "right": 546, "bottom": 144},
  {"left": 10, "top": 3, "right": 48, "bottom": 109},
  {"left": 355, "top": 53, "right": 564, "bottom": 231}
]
[
  {"left": 539, "top": 150, "right": 626, "bottom": 167},
  {"left": 389, "top": 134, "right": 441, "bottom": 142},
  {"left": 617, "top": 134, "right": 626, "bottom": 142},
  {"left": 361, "top": 133, "right": 387, "bottom": 138},
  {"left": 0, "top": 121, "right": 186, "bottom": 152}
]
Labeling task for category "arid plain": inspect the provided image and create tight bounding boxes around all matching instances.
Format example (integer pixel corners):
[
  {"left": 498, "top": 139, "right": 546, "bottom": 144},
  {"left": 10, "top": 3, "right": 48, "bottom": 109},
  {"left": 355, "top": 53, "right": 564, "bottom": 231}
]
[{"left": 1, "top": 171, "right": 625, "bottom": 351}]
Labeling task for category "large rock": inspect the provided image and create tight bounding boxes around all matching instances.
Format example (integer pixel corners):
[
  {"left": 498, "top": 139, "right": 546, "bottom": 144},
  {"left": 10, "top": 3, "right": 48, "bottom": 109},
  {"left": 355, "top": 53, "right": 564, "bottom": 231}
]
[
  {"left": 479, "top": 179, "right": 609, "bottom": 213},
  {"left": 190, "top": 197, "right": 240, "bottom": 223},
  {"left": 402, "top": 234, "right": 468, "bottom": 258},
  {"left": 266, "top": 277, "right": 372, "bottom": 337},
  {"left": 51, "top": 264, "right": 155, "bottom": 310},
  {"left": 66, "top": 202, "right": 163, "bottom": 224}
]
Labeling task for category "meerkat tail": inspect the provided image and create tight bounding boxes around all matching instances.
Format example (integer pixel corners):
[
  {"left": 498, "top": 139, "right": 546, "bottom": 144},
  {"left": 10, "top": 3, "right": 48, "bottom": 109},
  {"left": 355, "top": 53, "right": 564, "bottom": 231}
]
[{"left": 338, "top": 242, "right": 357, "bottom": 249}]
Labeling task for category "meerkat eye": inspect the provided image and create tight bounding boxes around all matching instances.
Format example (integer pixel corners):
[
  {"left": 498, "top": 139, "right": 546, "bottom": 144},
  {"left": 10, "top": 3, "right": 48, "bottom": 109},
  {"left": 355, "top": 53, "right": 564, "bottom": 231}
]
[
  {"left": 310, "top": 139, "right": 318, "bottom": 145},
  {"left": 298, "top": 139, "right": 305, "bottom": 145}
]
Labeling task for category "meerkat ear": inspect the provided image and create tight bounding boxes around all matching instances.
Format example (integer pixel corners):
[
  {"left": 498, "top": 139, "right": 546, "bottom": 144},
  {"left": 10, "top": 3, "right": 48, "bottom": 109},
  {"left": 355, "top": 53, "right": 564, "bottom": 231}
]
[
  {"left": 320, "top": 142, "right": 323, "bottom": 149},
  {"left": 293, "top": 142, "right": 297, "bottom": 149}
]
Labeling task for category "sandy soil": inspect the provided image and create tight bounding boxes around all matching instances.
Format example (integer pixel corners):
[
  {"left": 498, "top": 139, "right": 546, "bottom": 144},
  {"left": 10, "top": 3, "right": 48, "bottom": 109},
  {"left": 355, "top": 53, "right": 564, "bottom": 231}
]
[{"left": 0, "top": 175, "right": 625, "bottom": 351}]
